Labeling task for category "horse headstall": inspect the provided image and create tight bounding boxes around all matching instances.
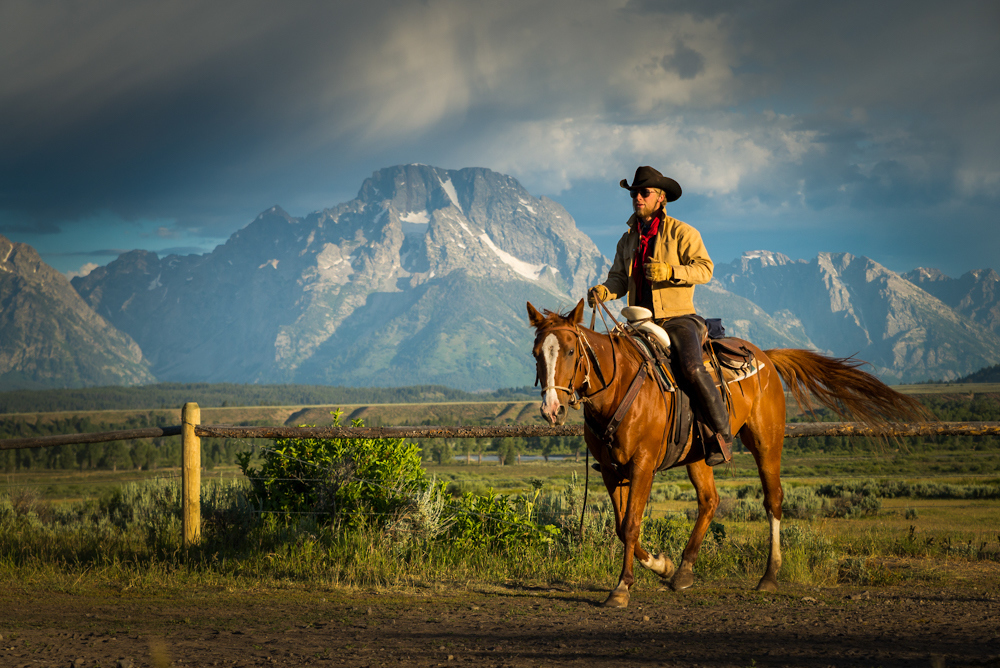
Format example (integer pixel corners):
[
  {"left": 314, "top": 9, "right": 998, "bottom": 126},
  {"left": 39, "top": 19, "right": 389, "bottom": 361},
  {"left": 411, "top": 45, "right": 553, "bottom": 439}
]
[{"left": 532, "top": 323, "right": 614, "bottom": 407}]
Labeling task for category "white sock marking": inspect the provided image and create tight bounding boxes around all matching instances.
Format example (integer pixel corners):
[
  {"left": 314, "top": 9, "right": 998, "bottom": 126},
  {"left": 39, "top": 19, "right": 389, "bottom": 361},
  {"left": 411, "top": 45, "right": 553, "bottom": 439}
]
[{"left": 769, "top": 510, "right": 782, "bottom": 571}]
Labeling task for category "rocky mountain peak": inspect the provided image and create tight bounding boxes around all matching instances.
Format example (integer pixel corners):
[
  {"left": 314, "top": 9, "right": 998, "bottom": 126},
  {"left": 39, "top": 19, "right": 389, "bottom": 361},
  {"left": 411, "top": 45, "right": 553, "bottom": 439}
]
[
  {"left": 715, "top": 249, "right": 1000, "bottom": 382},
  {"left": 0, "top": 234, "right": 154, "bottom": 389},
  {"left": 905, "top": 265, "right": 1000, "bottom": 335},
  {"left": 906, "top": 267, "right": 950, "bottom": 282},
  {"left": 970, "top": 268, "right": 1000, "bottom": 283},
  {"left": 733, "top": 250, "right": 799, "bottom": 273},
  {"left": 65, "top": 165, "right": 610, "bottom": 389}
]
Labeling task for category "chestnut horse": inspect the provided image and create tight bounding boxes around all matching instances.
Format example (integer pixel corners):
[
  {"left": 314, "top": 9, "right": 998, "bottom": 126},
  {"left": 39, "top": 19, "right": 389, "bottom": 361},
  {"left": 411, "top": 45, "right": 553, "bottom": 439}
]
[{"left": 527, "top": 299, "right": 927, "bottom": 608}]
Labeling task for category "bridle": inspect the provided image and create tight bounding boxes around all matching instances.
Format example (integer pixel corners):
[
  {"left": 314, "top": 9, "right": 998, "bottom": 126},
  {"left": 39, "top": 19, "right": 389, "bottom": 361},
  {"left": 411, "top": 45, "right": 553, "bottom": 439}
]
[{"left": 533, "top": 323, "right": 613, "bottom": 408}]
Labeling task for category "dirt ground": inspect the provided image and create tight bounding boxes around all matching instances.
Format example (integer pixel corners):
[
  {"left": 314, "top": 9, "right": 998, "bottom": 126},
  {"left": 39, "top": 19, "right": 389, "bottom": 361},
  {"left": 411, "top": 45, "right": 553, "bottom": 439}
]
[{"left": 2, "top": 567, "right": 999, "bottom": 668}]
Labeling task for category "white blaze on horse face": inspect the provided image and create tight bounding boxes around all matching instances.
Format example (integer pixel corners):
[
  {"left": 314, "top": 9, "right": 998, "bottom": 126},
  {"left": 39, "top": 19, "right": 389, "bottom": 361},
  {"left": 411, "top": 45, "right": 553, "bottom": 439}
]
[{"left": 541, "top": 333, "right": 560, "bottom": 413}]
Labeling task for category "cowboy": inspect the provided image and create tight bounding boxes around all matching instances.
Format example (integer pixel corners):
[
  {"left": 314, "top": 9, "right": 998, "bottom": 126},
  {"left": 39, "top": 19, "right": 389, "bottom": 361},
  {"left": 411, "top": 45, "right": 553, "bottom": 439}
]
[{"left": 587, "top": 166, "right": 732, "bottom": 465}]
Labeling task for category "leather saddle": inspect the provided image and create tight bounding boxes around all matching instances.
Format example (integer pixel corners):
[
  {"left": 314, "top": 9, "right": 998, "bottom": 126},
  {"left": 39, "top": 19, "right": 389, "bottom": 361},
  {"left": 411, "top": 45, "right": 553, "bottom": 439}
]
[{"left": 619, "top": 307, "right": 761, "bottom": 471}]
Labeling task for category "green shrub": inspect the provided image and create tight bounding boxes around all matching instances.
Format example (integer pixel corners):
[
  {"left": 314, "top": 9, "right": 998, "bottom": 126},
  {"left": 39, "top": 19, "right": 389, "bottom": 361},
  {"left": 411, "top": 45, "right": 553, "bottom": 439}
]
[
  {"left": 443, "top": 489, "right": 559, "bottom": 551},
  {"left": 641, "top": 516, "right": 691, "bottom": 555},
  {"left": 783, "top": 487, "right": 825, "bottom": 520},
  {"left": 651, "top": 484, "right": 684, "bottom": 501},
  {"left": 723, "top": 498, "right": 767, "bottom": 522},
  {"left": 236, "top": 410, "right": 427, "bottom": 529}
]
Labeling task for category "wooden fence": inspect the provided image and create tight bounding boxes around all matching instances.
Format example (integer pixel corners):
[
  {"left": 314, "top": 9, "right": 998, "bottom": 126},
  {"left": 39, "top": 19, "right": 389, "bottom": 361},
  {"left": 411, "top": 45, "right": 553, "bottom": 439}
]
[{"left": 3, "top": 402, "right": 1000, "bottom": 547}]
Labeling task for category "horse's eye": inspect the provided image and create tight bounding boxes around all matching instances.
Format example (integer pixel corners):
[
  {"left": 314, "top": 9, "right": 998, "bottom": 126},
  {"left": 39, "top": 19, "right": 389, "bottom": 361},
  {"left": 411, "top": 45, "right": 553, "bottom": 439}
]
[{"left": 566, "top": 349, "right": 575, "bottom": 357}]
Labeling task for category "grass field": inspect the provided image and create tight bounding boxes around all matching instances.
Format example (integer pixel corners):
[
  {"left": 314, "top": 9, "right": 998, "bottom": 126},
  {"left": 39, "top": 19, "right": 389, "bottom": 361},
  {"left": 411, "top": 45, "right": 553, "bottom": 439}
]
[
  {"left": 1, "top": 391, "right": 998, "bottom": 596},
  {"left": 3, "top": 448, "right": 997, "bottom": 583}
]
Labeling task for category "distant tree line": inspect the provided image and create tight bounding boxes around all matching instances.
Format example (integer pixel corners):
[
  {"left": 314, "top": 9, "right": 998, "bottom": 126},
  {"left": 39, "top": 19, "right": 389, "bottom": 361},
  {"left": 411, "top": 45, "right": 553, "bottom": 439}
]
[
  {"left": 3, "top": 392, "right": 997, "bottom": 473},
  {"left": 959, "top": 363, "right": 1000, "bottom": 384},
  {"left": 0, "top": 412, "right": 248, "bottom": 473},
  {"left": 0, "top": 383, "right": 538, "bottom": 414}
]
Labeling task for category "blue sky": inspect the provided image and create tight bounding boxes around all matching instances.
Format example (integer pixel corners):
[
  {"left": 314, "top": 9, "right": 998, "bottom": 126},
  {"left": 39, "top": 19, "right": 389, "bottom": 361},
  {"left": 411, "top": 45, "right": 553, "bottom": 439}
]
[{"left": 1, "top": 0, "right": 997, "bottom": 279}]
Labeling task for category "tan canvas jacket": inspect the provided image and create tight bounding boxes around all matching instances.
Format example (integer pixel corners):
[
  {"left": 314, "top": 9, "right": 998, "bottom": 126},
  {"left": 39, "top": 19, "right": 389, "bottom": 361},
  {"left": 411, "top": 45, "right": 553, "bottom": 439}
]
[{"left": 601, "top": 213, "right": 714, "bottom": 318}]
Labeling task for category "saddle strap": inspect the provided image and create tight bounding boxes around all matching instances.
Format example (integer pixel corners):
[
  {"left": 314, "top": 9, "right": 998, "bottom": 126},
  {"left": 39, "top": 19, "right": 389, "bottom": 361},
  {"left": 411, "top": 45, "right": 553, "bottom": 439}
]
[{"left": 599, "top": 362, "right": 648, "bottom": 444}]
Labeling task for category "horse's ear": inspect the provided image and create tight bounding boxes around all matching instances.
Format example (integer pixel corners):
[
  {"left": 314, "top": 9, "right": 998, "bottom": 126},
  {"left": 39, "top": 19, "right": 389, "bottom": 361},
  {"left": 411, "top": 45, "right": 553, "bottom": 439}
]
[
  {"left": 526, "top": 302, "right": 545, "bottom": 328},
  {"left": 570, "top": 298, "right": 585, "bottom": 324}
]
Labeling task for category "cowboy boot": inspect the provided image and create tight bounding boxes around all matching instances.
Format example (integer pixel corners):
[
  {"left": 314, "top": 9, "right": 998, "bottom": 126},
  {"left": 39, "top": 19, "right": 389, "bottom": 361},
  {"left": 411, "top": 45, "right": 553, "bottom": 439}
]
[{"left": 689, "top": 366, "right": 733, "bottom": 466}]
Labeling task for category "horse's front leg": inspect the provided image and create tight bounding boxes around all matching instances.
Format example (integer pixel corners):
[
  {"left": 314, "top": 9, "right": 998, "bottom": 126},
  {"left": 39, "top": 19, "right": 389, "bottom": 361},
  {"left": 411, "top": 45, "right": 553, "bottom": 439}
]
[
  {"left": 671, "top": 460, "right": 719, "bottom": 590},
  {"left": 600, "top": 463, "right": 656, "bottom": 608}
]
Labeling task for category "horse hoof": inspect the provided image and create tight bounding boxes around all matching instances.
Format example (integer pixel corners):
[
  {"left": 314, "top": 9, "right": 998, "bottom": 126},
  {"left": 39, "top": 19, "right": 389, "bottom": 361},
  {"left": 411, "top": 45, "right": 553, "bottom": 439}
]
[
  {"left": 755, "top": 578, "right": 778, "bottom": 592},
  {"left": 601, "top": 587, "right": 630, "bottom": 608},
  {"left": 641, "top": 552, "right": 675, "bottom": 580},
  {"left": 670, "top": 571, "right": 694, "bottom": 591}
]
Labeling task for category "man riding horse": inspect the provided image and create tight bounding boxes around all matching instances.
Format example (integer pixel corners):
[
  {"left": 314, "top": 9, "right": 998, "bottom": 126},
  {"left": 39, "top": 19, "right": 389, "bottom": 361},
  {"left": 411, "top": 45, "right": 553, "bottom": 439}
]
[{"left": 587, "top": 165, "right": 733, "bottom": 466}]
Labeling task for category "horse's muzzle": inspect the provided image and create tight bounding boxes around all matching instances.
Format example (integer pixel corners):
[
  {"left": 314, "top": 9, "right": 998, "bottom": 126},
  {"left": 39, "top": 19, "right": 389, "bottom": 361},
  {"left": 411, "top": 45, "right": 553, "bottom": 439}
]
[{"left": 540, "top": 401, "right": 567, "bottom": 426}]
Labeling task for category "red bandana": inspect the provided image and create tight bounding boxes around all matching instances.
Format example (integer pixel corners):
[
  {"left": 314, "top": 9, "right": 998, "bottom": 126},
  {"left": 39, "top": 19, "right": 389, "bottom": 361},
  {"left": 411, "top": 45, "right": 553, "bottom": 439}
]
[{"left": 632, "top": 216, "right": 660, "bottom": 300}]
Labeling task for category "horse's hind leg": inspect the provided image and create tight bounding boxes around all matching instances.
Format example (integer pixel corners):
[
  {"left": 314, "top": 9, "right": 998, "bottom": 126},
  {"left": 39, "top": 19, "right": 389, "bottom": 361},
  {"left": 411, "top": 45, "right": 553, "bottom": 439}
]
[
  {"left": 740, "top": 425, "right": 784, "bottom": 592},
  {"left": 670, "top": 461, "right": 719, "bottom": 591}
]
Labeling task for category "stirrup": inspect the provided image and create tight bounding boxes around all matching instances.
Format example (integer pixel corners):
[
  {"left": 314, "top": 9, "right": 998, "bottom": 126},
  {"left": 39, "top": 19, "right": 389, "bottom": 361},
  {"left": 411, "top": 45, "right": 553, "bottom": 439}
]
[{"left": 705, "top": 433, "right": 733, "bottom": 466}]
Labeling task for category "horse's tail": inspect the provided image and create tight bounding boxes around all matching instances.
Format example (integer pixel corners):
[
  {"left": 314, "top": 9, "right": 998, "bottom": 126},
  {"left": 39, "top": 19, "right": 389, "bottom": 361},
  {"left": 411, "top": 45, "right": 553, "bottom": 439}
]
[{"left": 764, "top": 348, "right": 932, "bottom": 427}]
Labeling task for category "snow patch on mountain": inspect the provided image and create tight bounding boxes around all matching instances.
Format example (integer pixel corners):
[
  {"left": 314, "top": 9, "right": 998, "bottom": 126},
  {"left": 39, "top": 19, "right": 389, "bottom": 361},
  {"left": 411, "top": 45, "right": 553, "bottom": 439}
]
[
  {"left": 400, "top": 210, "right": 430, "bottom": 238},
  {"left": 400, "top": 211, "right": 430, "bottom": 224},
  {"left": 479, "top": 233, "right": 553, "bottom": 281},
  {"left": 439, "top": 177, "right": 462, "bottom": 212}
]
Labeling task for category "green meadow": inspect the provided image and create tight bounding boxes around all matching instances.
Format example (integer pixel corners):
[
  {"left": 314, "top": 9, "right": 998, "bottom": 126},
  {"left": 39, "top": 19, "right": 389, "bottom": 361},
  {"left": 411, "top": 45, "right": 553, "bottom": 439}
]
[{"left": 1, "top": 388, "right": 998, "bottom": 594}]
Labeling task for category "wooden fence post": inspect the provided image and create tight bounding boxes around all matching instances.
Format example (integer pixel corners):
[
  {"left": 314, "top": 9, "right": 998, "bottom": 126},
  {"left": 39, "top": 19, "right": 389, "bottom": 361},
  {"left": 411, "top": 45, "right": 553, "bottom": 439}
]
[{"left": 182, "top": 402, "right": 201, "bottom": 546}]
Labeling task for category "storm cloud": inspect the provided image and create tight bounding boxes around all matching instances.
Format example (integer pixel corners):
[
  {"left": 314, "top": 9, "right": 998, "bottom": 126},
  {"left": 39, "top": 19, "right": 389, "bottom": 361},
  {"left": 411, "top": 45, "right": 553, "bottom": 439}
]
[{"left": 1, "top": 0, "right": 997, "bottom": 276}]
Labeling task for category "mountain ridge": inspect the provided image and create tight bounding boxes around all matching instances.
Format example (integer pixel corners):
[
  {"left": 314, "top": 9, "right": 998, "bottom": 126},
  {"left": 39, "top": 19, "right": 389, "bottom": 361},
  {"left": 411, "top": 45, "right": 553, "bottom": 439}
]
[
  {"left": 2, "top": 164, "right": 999, "bottom": 390},
  {"left": 715, "top": 251, "right": 1000, "bottom": 382},
  {"left": 71, "top": 165, "right": 611, "bottom": 390},
  {"left": 0, "top": 234, "right": 155, "bottom": 390}
]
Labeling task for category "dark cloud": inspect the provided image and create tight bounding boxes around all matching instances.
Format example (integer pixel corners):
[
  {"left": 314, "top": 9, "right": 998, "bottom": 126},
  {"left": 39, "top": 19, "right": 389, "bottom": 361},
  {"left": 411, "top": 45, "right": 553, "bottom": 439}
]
[
  {"left": 0, "top": 217, "right": 62, "bottom": 235},
  {"left": 662, "top": 44, "right": 705, "bottom": 80},
  {"left": 0, "top": 0, "right": 997, "bottom": 277}
]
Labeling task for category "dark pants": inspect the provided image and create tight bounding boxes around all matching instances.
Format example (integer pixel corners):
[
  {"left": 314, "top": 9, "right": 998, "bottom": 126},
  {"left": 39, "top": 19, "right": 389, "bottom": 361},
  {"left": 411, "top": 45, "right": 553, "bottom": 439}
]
[{"left": 658, "top": 315, "right": 731, "bottom": 439}]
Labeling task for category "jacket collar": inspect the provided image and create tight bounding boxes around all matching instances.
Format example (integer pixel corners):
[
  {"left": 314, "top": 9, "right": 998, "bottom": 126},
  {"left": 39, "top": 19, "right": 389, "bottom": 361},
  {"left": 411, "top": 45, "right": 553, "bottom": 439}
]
[{"left": 627, "top": 211, "right": 669, "bottom": 231}]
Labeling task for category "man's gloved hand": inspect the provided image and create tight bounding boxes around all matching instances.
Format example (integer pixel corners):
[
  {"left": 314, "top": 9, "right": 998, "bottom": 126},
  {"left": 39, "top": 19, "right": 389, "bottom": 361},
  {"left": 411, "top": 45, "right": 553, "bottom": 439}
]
[
  {"left": 644, "top": 262, "right": 672, "bottom": 282},
  {"left": 587, "top": 285, "right": 610, "bottom": 307}
]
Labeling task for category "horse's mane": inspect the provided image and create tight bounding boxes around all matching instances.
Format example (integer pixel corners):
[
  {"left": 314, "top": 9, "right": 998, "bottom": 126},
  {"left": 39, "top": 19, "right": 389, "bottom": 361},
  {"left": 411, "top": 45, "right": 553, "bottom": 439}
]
[{"left": 537, "top": 307, "right": 576, "bottom": 327}]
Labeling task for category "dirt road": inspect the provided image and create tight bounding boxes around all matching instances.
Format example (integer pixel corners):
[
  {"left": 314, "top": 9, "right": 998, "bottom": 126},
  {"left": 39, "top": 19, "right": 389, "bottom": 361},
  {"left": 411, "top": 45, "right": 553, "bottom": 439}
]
[{"left": 2, "top": 573, "right": 999, "bottom": 668}]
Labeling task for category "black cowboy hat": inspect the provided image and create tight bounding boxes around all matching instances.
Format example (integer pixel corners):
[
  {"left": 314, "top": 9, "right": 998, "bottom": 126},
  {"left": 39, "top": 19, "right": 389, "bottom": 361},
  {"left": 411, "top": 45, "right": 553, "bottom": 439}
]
[{"left": 619, "top": 166, "right": 682, "bottom": 202}]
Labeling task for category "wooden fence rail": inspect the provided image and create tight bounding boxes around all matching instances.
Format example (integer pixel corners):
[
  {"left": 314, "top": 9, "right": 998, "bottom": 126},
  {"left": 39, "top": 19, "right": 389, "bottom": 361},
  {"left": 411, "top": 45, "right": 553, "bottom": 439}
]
[
  {"left": 0, "top": 426, "right": 182, "bottom": 451},
  {"left": 4, "top": 421, "right": 1000, "bottom": 451}
]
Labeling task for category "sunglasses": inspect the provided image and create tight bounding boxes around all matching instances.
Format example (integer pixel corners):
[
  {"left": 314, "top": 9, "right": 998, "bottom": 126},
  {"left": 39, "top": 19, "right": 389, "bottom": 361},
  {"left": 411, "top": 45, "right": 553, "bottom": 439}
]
[{"left": 629, "top": 188, "right": 658, "bottom": 200}]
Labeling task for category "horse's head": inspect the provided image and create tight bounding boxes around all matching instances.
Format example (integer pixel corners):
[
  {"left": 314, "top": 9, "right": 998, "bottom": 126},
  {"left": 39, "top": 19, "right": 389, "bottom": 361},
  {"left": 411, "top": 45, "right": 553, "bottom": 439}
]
[{"left": 527, "top": 299, "right": 587, "bottom": 426}]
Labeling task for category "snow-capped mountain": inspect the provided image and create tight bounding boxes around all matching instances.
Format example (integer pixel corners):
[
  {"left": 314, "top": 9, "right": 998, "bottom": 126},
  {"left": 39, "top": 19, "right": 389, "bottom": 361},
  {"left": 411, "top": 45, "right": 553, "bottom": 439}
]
[
  {"left": 71, "top": 165, "right": 610, "bottom": 389},
  {"left": 713, "top": 251, "right": 1000, "bottom": 382},
  {"left": 4, "top": 165, "right": 998, "bottom": 391}
]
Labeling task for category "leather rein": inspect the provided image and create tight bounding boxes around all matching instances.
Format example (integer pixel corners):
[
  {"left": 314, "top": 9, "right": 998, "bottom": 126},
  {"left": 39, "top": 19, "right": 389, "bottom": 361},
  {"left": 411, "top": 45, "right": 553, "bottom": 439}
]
[{"left": 534, "top": 302, "right": 672, "bottom": 449}]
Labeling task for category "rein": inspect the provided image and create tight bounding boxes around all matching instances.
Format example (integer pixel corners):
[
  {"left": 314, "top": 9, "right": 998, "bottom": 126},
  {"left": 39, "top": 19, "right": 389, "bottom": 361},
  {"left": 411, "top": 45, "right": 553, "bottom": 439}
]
[{"left": 583, "top": 299, "right": 677, "bottom": 472}]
